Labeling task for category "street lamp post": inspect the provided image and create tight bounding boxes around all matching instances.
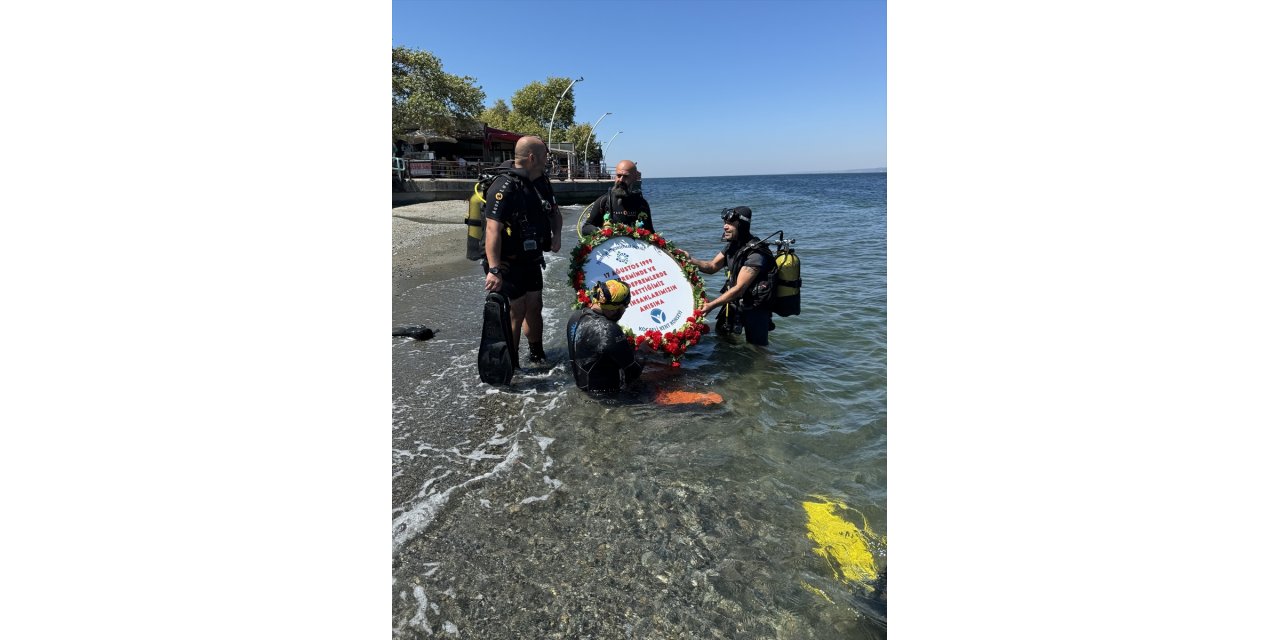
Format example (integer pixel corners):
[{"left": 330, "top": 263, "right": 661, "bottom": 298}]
[
  {"left": 546, "top": 76, "right": 585, "bottom": 147},
  {"left": 586, "top": 112, "right": 612, "bottom": 177},
  {"left": 603, "top": 131, "right": 623, "bottom": 169}
]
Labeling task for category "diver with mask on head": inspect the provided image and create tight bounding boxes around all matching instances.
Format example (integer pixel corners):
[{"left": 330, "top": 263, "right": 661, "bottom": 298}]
[
  {"left": 685, "top": 206, "right": 778, "bottom": 347},
  {"left": 578, "top": 159, "right": 654, "bottom": 238}
]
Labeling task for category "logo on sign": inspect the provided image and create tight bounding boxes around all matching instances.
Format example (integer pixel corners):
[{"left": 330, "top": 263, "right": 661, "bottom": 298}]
[{"left": 583, "top": 237, "right": 695, "bottom": 339}]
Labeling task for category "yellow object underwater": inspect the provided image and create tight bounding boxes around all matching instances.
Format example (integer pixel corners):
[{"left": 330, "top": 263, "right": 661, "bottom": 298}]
[
  {"left": 802, "top": 496, "right": 884, "bottom": 592},
  {"left": 802, "top": 581, "right": 835, "bottom": 604}
]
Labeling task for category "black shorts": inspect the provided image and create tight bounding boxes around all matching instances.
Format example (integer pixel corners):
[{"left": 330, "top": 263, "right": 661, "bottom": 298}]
[
  {"left": 498, "top": 258, "right": 543, "bottom": 300},
  {"left": 741, "top": 307, "right": 771, "bottom": 346},
  {"left": 715, "top": 303, "right": 771, "bottom": 346}
]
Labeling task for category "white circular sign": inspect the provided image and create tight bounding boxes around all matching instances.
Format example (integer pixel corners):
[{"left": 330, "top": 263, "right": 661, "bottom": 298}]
[{"left": 581, "top": 237, "right": 697, "bottom": 335}]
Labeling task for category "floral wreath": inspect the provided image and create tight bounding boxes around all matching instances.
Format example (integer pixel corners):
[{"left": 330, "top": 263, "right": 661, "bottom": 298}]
[{"left": 568, "top": 222, "right": 711, "bottom": 367}]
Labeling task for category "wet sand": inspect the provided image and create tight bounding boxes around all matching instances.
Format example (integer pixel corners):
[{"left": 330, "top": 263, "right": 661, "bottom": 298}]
[{"left": 392, "top": 200, "right": 477, "bottom": 296}]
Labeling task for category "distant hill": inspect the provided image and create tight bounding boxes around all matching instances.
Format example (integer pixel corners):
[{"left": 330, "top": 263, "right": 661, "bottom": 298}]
[{"left": 812, "top": 168, "right": 887, "bottom": 174}]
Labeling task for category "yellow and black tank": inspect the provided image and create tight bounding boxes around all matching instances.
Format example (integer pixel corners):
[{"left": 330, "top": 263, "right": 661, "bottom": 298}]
[
  {"left": 465, "top": 182, "right": 486, "bottom": 261},
  {"left": 773, "top": 244, "right": 801, "bottom": 316}
]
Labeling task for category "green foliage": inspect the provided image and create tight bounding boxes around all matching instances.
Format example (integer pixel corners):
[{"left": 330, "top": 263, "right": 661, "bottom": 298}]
[
  {"left": 563, "top": 123, "right": 603, "bottom": 163},
  {"left": 510, "top": 77, "right": 578, "bottom": 140},
  {"left": 391, "top": 51, "right": 585, "bottom": 148},
  {"left": 503, "top": 112, "right": 545, "bottom": 138},
  {"left": 392, "top": 47, "right": 485, "bottom": 137},
  {"left": 480, "top": 99, "right": 512, "bottom": 130}
]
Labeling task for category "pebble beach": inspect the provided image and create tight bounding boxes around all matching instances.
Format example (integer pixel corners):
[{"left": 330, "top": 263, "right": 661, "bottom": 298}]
[{"left": 392, "top": 200, "right": 475, "bottom": 295}]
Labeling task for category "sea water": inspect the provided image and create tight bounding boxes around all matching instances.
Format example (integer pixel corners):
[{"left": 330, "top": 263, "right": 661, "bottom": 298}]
[{"left": 392, "top": 172, "right": 887, "bottom": 639}]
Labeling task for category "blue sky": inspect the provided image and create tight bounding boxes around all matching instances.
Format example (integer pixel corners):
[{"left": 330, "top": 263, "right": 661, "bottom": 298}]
[{"left": 392, "top": 0, "right": 885, "bottom": 178}]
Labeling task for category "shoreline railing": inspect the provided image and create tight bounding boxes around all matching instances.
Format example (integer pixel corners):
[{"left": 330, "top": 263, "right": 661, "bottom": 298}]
[{"left": 395, "top": 154, "right": 614, "bottom": 181}]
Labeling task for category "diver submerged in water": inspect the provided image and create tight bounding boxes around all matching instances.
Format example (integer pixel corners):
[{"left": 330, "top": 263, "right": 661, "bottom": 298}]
[{"left": 565, "top": 279, "right": 644, "bottom": 392}]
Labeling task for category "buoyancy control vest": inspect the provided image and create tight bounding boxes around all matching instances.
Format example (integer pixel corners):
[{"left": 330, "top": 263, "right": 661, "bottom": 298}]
[
  {"left": 601, "top": 188, "right": 652, "bottom": 230},
  {"left": 565, "top": 308, "right": 642, "bottom": 391},
  {"left": 723, "top": 233, "right": 803, "bottom": 316},
  {"left": 724, "top": 237, "right": 778, "bottom": 311},
  {"left": 466, "top": 167, "right": 554, "bottom": 262}
]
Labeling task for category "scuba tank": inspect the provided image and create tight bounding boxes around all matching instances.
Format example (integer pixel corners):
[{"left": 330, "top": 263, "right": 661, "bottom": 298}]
[
  {"left": 466, "top": 166, "right": 545, "bottom": 262},
  {"left": 772, "top": 233, "right": 801, "bottom": 317},
  {"left": 465, "top": 181, "right": 486, "bottom": 261}
]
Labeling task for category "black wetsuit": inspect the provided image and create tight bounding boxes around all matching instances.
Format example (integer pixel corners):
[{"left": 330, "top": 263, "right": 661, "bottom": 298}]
[
  {"left": 482, "top": 168, "right": 557, "bottom": 298},
  {"left": 579, "top": 186, "right": 654, "bottom": 236},
  {"left": 565, "top": 308, "right": 643, "bottom": 392},
  {"left": 718, "top": 236, "right": 776, "bottom": 346}
]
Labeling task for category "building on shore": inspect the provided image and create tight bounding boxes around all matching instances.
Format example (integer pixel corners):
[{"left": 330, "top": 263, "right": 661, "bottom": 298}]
[{"left": 396, "top": 124, "right": 607, "bottom": 181}]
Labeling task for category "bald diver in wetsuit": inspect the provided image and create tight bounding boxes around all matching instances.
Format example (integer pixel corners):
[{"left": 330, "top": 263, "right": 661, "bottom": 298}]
[
  {"left": 578, "top": 160, "right": 654, "bottom": 237},
  {"left": 565, "top": 279, "right": 644, "bottom": 392}
]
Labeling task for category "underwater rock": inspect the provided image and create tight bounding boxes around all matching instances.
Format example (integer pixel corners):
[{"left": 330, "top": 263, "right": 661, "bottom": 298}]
[{"left": 393, "top": 324, "right": 435, "bottom": 340}]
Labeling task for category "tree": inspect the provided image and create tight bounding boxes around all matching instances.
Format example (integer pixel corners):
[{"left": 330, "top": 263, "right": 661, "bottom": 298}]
[
  {"left": 392, "top": 47, "right": 485, "bottom": 137},
  {"left": 479, "top": 96, "right": 542, "bottom": 138},
  {"left": 480, "top": 99, "right": 512, "bottom": 130},
  {"left": 562, "top": 123, "right": 602, "bottom": 164},
  {"left": 509, "top": 77, "right": 579, "bottom": 141},
  {"left": 580, "top": 134, "right": 603, "bottom": 165},
  {"left": 500, "top": 111, "right": 544, "bottom": 138}
]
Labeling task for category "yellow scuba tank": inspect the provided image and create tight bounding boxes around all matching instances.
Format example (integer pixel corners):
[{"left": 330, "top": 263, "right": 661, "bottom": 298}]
[
  {"left": 465, "top": 182, "right": 486, "bottom": 261},
  {"left": 772, "top": 245, "right": 801, "bottom": 317}
]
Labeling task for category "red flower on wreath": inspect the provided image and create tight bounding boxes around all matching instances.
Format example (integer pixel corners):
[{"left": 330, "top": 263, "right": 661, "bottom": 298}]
[{"left": 568, "top": 221, "right": 710, "bottom": 365}]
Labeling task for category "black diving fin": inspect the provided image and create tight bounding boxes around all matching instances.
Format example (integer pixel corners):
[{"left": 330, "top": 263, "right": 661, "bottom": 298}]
[{"left": 477, "top": 292, "right": 517, "bottom": 385}]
